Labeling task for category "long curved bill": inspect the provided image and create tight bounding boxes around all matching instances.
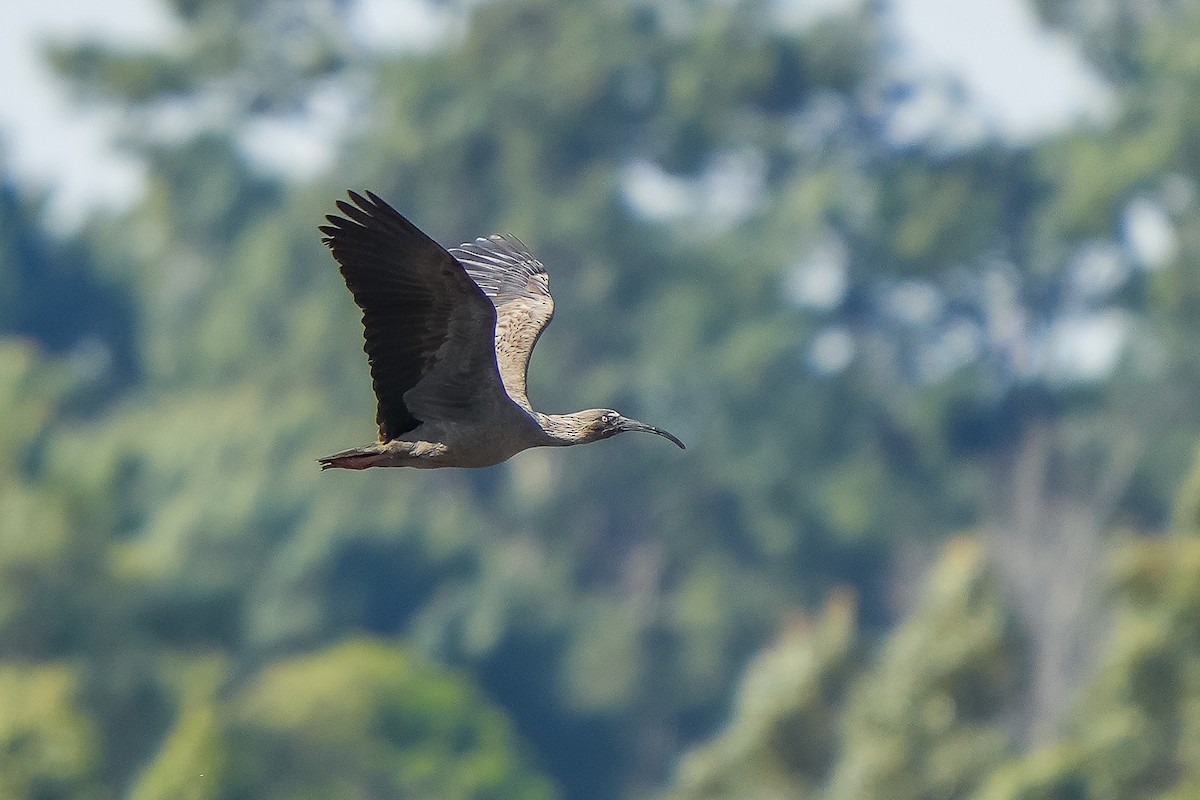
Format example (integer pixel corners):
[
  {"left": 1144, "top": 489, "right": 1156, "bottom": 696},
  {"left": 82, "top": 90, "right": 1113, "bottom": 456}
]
[{"left": 622, "top": 418, "right": 686, "bottom": 449}]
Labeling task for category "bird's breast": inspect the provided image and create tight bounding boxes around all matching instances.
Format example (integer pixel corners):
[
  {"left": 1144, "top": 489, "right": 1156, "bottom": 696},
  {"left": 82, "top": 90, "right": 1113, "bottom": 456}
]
[{"left": 397, "top": 416, "right": 539, "bottom": 468}]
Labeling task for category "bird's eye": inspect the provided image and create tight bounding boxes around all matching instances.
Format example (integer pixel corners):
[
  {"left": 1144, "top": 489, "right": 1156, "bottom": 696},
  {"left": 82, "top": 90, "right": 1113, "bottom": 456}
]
[{"left": 601, "top": 413, "right": 615, "bottom": 425}]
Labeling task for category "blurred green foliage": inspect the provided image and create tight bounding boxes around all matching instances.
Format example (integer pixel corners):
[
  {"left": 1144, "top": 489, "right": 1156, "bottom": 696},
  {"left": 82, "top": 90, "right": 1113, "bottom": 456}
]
[
  {"left": 125, "top": 642, "right": 556, "bottom": 800},
  {"left": 0, "top": 662, "right": 102, "bottom": 800},
  {"left": 663, "top": 506, "right": 1200, "bottom": 800},
  {"left": 7, "top": 0, "right": 1200, "bottom": 798}
]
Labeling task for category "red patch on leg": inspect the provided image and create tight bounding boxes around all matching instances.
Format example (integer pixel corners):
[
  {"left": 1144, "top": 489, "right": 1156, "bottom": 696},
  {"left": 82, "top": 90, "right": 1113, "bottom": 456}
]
[{"left": 318, "top": 452, "right": 384, "bottom": 470}]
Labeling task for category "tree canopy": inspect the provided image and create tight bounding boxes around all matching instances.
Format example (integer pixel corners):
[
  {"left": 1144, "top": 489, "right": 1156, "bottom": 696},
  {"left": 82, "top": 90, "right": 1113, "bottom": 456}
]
[{"left": 6, "top": 0, "right": 1200, "bottom": 798}]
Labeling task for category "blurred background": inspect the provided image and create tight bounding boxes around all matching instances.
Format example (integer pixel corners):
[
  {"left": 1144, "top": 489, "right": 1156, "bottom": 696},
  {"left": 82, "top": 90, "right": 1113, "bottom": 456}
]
[{"left": 3, "top": 0, "right": 1200, "bottom": 797}]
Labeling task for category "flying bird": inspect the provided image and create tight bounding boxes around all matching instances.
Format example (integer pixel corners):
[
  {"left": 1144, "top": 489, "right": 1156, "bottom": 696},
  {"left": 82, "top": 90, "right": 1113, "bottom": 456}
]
[{"left": 317, "top": 191, "right": 685, "bottom": 469}]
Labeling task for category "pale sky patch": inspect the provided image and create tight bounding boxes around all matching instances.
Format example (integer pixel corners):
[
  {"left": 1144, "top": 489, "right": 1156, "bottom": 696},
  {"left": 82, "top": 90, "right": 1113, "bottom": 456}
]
[
  {"left": 1123, "top": 197, "right": 1177, "bottom": 270},
  {"left": 772, "top": 0, "right": 862, "bottom": 29},
  {"left": 784, "top": 235, "right": 849, "bottom": 310},
  {"left": 0, "top": 0, "right": 1118, "bottom": 229},
  {"left": 1045, "top": 310, "right": 1128, "bottom": 381},
  {"left": 884, "top": 0, "right": 1114, "bottom": 143},
  {"left": 236, "top": 81, "right": 362, "bottom": 181},
  {"left": 809, "top": 326, "right": 857, "bottom": 374},
  {"left": 347, "top": 0, "right": 465, "bottom": 52},
  {"left": 0, "top": 0, "right": 177, "bottom": 229}
]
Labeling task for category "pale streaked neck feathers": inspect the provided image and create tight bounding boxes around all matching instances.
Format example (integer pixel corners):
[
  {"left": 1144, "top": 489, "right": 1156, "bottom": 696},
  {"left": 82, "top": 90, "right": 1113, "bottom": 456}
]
[{"left": 534, "top": 411, "right": 603, "bottom": 446}]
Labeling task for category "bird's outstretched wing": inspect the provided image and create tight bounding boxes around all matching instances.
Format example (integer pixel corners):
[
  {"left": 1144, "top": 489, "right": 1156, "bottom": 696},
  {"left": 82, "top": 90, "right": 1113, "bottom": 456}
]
[
  {"left": 320, "top": 191, "right": 512, "bottom": 440},
  {"left": 450, "top": 234, "right": 554, "bottom": 412}
]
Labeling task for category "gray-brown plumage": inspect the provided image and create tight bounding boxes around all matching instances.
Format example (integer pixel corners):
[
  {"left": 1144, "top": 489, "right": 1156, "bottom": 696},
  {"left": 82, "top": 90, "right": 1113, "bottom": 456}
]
[{"left": 317, "top": 191, "right": 684, "bottom": 470}]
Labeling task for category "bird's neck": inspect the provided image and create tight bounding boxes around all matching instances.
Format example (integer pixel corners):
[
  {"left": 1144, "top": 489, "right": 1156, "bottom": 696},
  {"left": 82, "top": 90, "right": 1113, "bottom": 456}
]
[{"left": 534, "top": 412, "right": 592, "bottom": 447}]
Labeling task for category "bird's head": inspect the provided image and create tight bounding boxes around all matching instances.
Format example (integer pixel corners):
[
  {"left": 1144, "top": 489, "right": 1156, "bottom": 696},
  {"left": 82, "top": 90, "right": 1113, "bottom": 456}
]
[{"left": 576, "top": 409, "right": 686, "bottom": 449}]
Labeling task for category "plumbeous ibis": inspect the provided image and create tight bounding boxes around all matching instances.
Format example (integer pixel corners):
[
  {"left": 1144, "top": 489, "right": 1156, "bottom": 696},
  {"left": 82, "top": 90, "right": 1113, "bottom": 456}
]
[{"left": 318, "top": 191, "right": 684, "bottom": 470}]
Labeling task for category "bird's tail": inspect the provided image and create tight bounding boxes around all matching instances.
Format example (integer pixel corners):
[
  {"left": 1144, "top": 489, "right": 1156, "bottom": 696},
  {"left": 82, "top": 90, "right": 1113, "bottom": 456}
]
[{"left": 317, "top": 445, "right": 388, "bottom": 470}]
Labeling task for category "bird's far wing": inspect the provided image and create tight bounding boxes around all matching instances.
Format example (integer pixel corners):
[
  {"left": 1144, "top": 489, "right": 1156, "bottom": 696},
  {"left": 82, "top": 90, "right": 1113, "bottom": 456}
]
[
  {"left": 450, "top": 234, "right": 554, "bottom": 412},
  {"left": 320, "top": 191, "right": 512, "bottom": 440}
]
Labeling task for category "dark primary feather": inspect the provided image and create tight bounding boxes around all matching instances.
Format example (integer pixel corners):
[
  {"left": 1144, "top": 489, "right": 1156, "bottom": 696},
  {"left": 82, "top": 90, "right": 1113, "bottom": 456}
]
[
  {"left": 320, "top": 191, "right": 506, "bottom": 441},
  {"left": 450, "top": 234, "right": 554, "bottom": 411}
]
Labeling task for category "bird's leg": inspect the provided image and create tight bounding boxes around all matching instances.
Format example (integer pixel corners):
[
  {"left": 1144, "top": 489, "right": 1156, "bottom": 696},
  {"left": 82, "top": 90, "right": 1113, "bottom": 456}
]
[
  {"left": 317, "top": 442, "right": 393, "bottom": 470},
  {"left": 317, "top": 438, "right": 451, "bottom": 469}
]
